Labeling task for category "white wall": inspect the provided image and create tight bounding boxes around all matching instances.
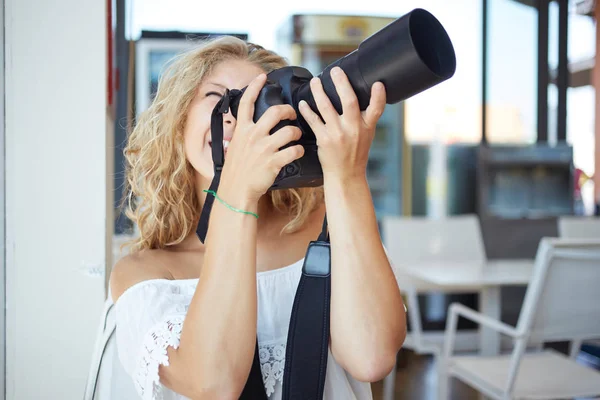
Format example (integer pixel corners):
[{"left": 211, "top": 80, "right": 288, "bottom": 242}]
[
  {"left": 5, "top": 0, "right": 107, "bottom": 398},
  {"left": 0, "top": 0, "right": 6, "bottom": 397}
]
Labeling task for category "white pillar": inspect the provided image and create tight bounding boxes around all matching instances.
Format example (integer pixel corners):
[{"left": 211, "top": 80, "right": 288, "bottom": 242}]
[
  {"left": 594, "top": 3, "right": 600, "bottom": 211},
  {"left": 4, "top": 0, "right": 108, "bottom": 398},
  {"left": 0, "top": 0, "right": 6, "bottom": 397}
]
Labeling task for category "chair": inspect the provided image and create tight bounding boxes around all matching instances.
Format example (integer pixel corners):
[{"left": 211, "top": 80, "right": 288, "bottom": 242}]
[
  {"left": 439, "top": 238, "right": 600, "bottom": 400},
  {"left": 558, "top": 216, "right": 600, "bottom": 355},
  {"left": 558, "top": 216, "right": 600, "bottom": 239},
  {"left": 83, "top": 295, "right": 138, "bottom": 400},
  {"left": 380, "top": 214, "right": 488, "bottom": 400}
]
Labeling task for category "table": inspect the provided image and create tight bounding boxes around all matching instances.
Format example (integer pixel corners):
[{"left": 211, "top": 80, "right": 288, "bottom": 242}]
[{"left": 403, "top": 259, "right": 535, "bottom": 356}]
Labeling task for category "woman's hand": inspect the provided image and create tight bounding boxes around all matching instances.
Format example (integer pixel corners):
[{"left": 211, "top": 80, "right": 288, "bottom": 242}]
[
  {"left": 220, "top": 73, "right": 305, "bottom": 203},
  {"left": 298, "top": 66, "right": 386, "bottom": 183}
]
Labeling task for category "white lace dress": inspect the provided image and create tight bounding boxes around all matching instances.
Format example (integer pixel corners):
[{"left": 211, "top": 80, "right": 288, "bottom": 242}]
[{"left": 114, "top": 257, "right": 403, "bottom": 400}]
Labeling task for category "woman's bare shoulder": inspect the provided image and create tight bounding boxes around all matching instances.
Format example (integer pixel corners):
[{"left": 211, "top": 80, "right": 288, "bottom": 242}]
[{"left": 110, "top": 249, "right": 174, "bottom": 303}]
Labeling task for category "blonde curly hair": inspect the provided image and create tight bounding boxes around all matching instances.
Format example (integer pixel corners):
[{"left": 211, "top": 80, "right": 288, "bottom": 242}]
[{"left": 123, "top": 36, "right": 324, "bottom": 252}]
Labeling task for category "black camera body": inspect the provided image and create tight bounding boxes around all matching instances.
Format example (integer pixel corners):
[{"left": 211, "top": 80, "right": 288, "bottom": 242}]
[
  {"left": 220, "top": 8, "right": 457, "bottom": 190},
  {"left": 227, "top": 66, "right": 323, "bottom": 189}
]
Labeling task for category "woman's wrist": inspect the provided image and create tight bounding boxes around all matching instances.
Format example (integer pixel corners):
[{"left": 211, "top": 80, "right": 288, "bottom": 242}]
[
  {"left": 323, "top": 171, "right": 369, "bottom": 195},
  {"left": 214, "top": 185, "right": 259, "bottom": 216},
  {"left": 323, "top": 169, "right": 368, "bottom": 188}
]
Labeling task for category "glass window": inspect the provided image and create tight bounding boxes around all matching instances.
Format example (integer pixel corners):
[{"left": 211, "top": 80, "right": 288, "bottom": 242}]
[
  {"left": 405, "top": 0, "right": 482, "bottom": 145},
  {"left": 486, "top": 0, "right": 538, "bottom": 144},
  {"left": 565, "top": 13, "right": 595, "bottom": 214},
  {"left": 548, "top": 5, "right": 596, "bottom": 213}
]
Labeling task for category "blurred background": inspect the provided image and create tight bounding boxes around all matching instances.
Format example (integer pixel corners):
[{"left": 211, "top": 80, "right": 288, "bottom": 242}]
[{"left": 3, "top": 0, "right": 600, "bottom": 399}]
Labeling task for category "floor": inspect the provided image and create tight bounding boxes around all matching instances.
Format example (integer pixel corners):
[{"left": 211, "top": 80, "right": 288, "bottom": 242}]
[
  {"left": 370, "top": 346, "right": 600, "bottom": 400},
  {"left": 370, "top": 349, "right": 478, "bottom": 400}
]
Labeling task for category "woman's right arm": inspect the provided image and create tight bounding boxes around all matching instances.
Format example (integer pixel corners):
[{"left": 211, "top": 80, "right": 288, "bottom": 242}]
[
  {"left": 164, "top": 187, "right": 259, "bottom": 399},
  {"left": 113, "top": 192, "right": 261, "bottom": 400},
  {"left": 111, "top": 73, "right": 304, "bottom": 400}
]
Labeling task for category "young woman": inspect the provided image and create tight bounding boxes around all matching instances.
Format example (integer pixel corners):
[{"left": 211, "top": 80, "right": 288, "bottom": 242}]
[{"left": 110, "top": 36, "right": 406, "bottom": 400}]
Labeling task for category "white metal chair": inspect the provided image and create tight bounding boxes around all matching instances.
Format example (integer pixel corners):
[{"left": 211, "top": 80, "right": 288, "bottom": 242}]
[
  {"left": 558, "top": 216, "right": 600, "bottom": 238},
  {"left": 83, "top": 236, "right": 138, "bottom": 399},
  {"left": 381, "top": 214, "right": 488, "bottom": 400},
  {"left": 558, "top": 216, "right": 600, "bottom": 359},
  {"left": 83, "top": 295, "right": 138, "bottom": 400},
  {"left": 439, "top": 238, "right": 600, "bottom": 400}
]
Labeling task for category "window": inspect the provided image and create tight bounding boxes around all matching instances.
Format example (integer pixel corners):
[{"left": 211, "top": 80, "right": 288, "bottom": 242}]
[
  {"left": 405, "top": 0, "right": 483, "bottom": 145},
  {"left": 486, "top": 0, "right": 538, "bottom": 144}
]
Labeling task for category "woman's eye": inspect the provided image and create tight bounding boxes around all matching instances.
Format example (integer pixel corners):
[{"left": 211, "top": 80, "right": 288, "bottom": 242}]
[{"left": 205, "top": 91, "right": 223, "bottom": 98}]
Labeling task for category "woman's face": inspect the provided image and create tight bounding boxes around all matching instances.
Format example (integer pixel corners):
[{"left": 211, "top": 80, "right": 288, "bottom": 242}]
[{"left": 183, "top": 59, "right": 265, "bottom": 184}]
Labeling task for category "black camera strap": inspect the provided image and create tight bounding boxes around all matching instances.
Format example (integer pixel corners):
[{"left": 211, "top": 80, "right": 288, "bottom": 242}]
[
  {"left": 196, "top": 90, "right": 236, "bottom": 243},
  {"left": 239, "top": 216, "right": 331, "bottom": 400},
  {"left": 197, "top": 93, "right": 331, "bottom": 399},
  {"left": 281, "top": 216, "right": 331, "bottom": 399}
]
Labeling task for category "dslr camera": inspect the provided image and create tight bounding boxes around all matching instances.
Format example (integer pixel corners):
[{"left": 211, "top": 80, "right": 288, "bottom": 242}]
[{"left": 212, "top": 8, "right": 456, "bottom": 190}]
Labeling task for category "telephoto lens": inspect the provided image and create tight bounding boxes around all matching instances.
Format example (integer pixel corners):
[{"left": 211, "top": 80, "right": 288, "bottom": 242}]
[
  {"left": 223, "top": 8, "right": 456, "bottom": 190},
  {"left": 295, "top": 8, "right": 456, "bottom": 115}
]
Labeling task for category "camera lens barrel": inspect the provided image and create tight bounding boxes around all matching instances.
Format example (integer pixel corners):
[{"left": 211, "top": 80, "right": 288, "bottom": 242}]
[
  {"left": 358, "top": 8, "right": 456, "bottom": 104},
  {"left": 306, "top": 8, "right": 456, "bottom": 114}
]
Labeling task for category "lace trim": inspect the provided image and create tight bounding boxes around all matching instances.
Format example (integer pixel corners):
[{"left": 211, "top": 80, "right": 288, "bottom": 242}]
[
  {"left": 259, "top": 342, "right": 286, "bottom": 396},
  {"left": 134, "top": 314, "right": 186, "bottom": 400}
]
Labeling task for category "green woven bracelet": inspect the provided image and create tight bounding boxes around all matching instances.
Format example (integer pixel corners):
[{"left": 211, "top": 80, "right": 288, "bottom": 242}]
[{"left": 203, "top": 190, "right": 259, "bottom": 219}]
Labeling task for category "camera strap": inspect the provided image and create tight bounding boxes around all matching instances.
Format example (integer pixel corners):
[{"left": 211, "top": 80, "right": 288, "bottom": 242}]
[
  {"left": 196, "top": 89, "right": 237, "bottom": 244},
  {"left": 240, "top": 216, "right": 331, "bottom": 400},
  {"left": 198, "top": 94, "right": 331, "bottom": 399},
  {"left": 281, "top": 215, "right": 331, "bottom": 399}
]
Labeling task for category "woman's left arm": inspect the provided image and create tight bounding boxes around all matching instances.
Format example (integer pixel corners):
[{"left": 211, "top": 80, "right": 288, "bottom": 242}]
[{"left": 298, "top": 67, "right": 407, "bottom": 383}]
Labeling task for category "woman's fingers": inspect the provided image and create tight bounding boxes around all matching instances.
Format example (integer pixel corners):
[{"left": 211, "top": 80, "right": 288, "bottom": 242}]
[
  {"left": 309, "top": 77, "right": 341, "bottom": 127},
  {"left": 267, "top": 125, "right": 302, "bottom": 150},
  {"left": 363, "top": 82, "right": 386, "bottom": 127},
  {"left": 254, "top": 104, "right": 297, "bottom": 136},
  {"left": 237, "top": 73, "right": 267, "bottom": 124},
  {"left": 330, "top": 67, "right": 360, "bottom": 120},
  {"left": 271, "top": 145, "right": 305, "bottom": 170},
  {"left": 298, "top": 100, "right": 325, "bottom": 141}
]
